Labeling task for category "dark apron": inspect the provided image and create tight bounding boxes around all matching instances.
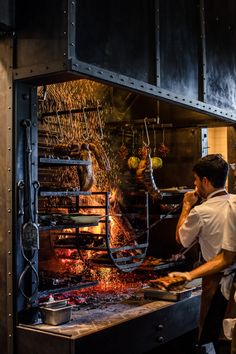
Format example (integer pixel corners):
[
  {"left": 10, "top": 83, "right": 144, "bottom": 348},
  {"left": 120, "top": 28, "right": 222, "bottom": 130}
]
[{"left": 199, "top": 274, "right": 236, "bottom": 345}]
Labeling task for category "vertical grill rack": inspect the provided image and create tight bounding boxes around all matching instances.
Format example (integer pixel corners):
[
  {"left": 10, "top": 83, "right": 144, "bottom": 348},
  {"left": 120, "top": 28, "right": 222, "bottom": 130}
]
[{"left": 38, "top": 157, "right": 149, "bottom": 272}]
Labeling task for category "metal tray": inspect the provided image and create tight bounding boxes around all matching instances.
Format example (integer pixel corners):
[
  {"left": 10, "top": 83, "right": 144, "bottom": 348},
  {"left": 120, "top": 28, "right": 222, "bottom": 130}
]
[
  {"left": 40, "top": 305, "right": 73, "bottom": 325},
  {"left": 143, "top": 287, "right": 193, "bottom": 301}
]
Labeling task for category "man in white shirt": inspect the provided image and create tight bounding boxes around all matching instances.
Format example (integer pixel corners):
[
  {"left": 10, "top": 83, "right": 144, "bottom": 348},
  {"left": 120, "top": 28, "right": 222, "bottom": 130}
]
[
  {"left": 171, "top": 154, "right": 236, "bottom": 353},
  {"left": 171, "top": 196, "right": 236, "bottom": 354}
]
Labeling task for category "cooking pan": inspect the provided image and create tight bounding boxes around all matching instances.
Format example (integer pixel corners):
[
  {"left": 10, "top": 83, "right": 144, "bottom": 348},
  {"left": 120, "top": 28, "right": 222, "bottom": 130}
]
[{"left": 68, "top": 213, "right": 121, "bottom": 224}]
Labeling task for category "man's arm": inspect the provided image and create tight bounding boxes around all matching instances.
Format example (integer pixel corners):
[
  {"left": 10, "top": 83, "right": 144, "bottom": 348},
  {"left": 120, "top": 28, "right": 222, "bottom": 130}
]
[
  {"left": 176, "top": 191, "right": 199, "bottom": 244},
  {"left": 169, "top": 249, "right": 236, "bottom": 281},
  {"left": 189, "top": 249, "right": 236, "bottom": 280}
]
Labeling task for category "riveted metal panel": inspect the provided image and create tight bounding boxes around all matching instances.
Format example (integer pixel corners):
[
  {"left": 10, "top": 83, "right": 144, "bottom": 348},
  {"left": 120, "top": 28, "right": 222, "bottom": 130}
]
[
  {"left": 0, "top": 0, "right": 14, "bottom": 30},
  {"left": 0, "top": 37, "right": 14, "bottom": 354},
  {"left": 75, "top": 0, "right": 156, "bottom": 85},
  {"left": 205, "top": 0, "right": 236, "bottom": 111},
  {"left": 159, "top": 0, "right": 200, "bottom": 99},
  {"left": 14, "top": 82, "right": 39, "bottom": 323},
  {"left": 12, "top": 0, "right": 236, "bottom": 123}
]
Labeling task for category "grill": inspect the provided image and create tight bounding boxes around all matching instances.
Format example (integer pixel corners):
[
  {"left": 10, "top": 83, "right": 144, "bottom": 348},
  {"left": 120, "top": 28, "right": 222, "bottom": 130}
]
[{"left": 3, "top": 2, "right": 236, "bottom": 353}]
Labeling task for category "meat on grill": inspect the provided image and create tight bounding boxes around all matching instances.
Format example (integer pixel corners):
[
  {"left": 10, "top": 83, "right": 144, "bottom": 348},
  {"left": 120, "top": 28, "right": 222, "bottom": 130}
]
[
  {"left": 136, "top": 148, "right": 162, "bottom": 200},
  {"left": 77, "top": 143, "right": 94, "bottom": 191},
  {"left": 149, "top": 275, "right": 186, "bottom": 291}
]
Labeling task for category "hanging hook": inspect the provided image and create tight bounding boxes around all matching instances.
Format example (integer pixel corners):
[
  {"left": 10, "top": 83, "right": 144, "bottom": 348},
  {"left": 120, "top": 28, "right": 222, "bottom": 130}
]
[
  {"left": 143, "top": 117, "right": 150, "bottom": 147},
  {"left": 67, "top": 109, "right": 75, "bottom": 143},
  {"left": 82, "top": 107, "right": 90, "bottom": 141},
  {"left": 56, "top": 110, "right": 65, "bottom": 143},
  {"left": 96, "top": 105, "right": 104, "bottom": 140},
  {"left": 153, "top": 124, "right": 157, "bottom": 156},
  {"left": 131, "top": 126, "right": 135, "bottom": 155}
]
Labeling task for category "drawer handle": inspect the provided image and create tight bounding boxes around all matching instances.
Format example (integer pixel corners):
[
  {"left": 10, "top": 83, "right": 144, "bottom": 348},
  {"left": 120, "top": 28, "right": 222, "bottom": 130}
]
[
  {"left": 154, "top": 323, "right": 164, "bottom": 330},
  {"left": 156, "top": 336, "right": 164, "bottom": 343}
]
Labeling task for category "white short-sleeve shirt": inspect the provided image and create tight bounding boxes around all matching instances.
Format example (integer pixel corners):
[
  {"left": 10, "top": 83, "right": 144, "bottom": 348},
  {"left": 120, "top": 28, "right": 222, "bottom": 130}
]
[
  {"left": 179, "top": 193, "right": 236, "bottom": 261},
  {"left": 222, "top": 197, "right": 236, "bottom": 252}
]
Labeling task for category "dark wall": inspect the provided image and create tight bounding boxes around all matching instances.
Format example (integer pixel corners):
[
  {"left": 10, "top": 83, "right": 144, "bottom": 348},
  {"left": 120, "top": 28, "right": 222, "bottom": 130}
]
[{"left": 0, "top": 0, "right": 14, "bottom": 30}]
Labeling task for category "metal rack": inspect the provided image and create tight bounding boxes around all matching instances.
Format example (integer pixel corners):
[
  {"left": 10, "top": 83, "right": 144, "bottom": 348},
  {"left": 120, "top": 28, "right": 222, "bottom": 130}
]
[{"left": 38, "top": 156, "right": 150, "bottom": 273}]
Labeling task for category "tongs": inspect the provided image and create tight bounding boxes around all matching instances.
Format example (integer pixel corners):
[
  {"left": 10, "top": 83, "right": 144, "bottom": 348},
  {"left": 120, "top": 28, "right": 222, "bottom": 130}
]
[{"left": 171, "top": 239, "right": 198, "bottom": 261}]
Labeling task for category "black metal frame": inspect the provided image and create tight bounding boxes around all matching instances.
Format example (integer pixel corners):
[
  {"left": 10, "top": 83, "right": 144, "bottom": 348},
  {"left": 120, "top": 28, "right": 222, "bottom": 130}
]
[{"left": 12, "top": 0, "right": 236, "bottom": 123}]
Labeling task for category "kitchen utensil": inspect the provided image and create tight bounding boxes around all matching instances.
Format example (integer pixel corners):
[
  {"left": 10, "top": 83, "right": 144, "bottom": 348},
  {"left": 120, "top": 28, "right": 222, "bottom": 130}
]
[
  {"left": 22, "top": 120, "right": 39, "bottom": 251},
  {"left": 143, "top": 287, "right": 193, "bottom": 301},
  {"left": 40, "top": 305, "right": 73, "bottom": 325}
]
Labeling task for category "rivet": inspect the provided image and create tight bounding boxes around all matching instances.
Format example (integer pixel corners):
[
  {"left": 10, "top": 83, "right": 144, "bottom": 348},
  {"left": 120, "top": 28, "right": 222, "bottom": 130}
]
[
  {"left": 8, "top": 230, "right": 11, "bottom": 234},
  {"left": 8, "top": 209, "right": 11, "bottom": 213},
  {"left": 8, "top": 292, "right": 12, "bottom": 296},
  {"left": 8, "top": 314, "right": 12, "bottom": 317},
  {"left": 8, "top": 272, "right": 11, "bottom": 275},
  {"left": 8, "top": 251, "right": 11, "bottom": 255}
]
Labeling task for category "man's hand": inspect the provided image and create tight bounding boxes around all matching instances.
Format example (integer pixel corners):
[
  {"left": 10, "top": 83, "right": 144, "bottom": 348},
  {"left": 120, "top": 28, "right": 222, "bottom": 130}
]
[
  {"left": 168, "top": 271, "right": 192, "bottom": 282},
  {"left": 182, "top": 190, "right": 199, "bottom": 209}
]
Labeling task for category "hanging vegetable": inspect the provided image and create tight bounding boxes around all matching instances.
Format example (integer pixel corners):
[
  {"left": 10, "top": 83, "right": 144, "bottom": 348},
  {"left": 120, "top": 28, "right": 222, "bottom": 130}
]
[{"left": 127, "top": 127, "right": 140, "bottom": 169}]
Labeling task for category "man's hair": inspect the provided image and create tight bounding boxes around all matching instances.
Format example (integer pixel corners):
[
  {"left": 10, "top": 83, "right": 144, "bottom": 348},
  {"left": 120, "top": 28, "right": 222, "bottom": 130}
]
[{"left": 192, "top": 154, "right": 229, "bottom": 188}]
